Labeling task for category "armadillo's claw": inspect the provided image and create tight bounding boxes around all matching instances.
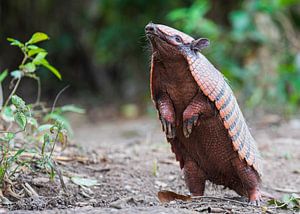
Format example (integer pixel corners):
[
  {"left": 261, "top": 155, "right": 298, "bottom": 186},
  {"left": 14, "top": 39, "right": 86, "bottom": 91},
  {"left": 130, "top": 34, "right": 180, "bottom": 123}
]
[
  {"left": 161, "top": 118, "right": 167, "bottom": 132},
  {"left": 248, "top": 188, "right": 262, "bottom": 207},
  {"left": 248, "top": 199, "right": 261, "bottom": 207},
  {"left": 183, "top": 115, "right": 199, "bottom": 138},
  {"left": 160, "top": 117, "right": 175, "bottom": 139}
]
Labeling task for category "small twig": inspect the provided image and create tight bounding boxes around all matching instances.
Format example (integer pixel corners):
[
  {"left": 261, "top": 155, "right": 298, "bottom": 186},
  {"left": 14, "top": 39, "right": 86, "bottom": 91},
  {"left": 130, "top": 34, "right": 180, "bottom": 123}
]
[
  {"left": 50, "top": 128, "right": 59, "bottom": 158},
  {"left": 191, "top": 195, "right": 257, "bottom": 207},
  {"left": 0, "top": 127, "right": 26, "bottom": 134},
  {"left": 52, "top": 161, "right": 67, "bottom": 192},
  {"left": 51, "top": 85, "right": 70, "bottom": 114},
  {"left": 9, "top": 151, "right": 91, "bottom": 163},
  {"left": 5, "top": 183, "right": 23, "bottom": 199},
  {"left": 23, "top": 182, "right": 39, "bottom": 197},
  {"left": 35, "top": 76, "right": 41, "bottom": 104},
  {"left": 0, "top": 82, "right": 3, "bottom": 108},
  {"left": 20, "top": 53, "right": 28, "bottom": 66},
  {"left": 273, "top": 187, "right": 300, "bottom": 194},
  {"left": 0, "top": 77, "right": 21, "bottom": 114}
]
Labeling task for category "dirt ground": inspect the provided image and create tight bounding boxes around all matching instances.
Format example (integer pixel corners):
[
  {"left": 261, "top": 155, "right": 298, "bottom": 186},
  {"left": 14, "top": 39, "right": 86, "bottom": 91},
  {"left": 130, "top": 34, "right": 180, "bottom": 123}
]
[{"left": 3, "top": 113, "right": 300, "bottom": 213}]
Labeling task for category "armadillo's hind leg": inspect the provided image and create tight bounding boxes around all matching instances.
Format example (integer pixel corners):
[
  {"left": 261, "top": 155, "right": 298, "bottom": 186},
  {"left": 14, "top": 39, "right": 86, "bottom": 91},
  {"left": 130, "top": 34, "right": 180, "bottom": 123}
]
[
  {"left": 231, "top": 158, "right": 261, "bottom": 205},
  {"left": 157, "top": 93, "right": 176, "bottom": 138},
  {"left": 184, "top": 160, "right": 206, "bottom": 196},
  {"left": 183, "top": 92, "right": 215, "bottom": 138}
]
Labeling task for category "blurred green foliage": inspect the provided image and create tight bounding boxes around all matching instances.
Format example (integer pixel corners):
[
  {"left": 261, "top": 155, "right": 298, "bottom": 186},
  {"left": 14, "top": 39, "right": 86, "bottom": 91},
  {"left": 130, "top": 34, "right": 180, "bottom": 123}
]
[
  {"left": 0, "top": 0, "right": 300, "bottom": 114},
  {"left": 168, "top": 0, "right": 300, "bottom": 114}
]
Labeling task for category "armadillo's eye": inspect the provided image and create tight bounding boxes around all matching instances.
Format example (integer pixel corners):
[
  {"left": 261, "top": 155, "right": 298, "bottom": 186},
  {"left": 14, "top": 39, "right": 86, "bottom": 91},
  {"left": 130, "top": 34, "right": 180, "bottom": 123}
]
[{"left": 174, "top": 35, "right": 182, "bottom": 43}]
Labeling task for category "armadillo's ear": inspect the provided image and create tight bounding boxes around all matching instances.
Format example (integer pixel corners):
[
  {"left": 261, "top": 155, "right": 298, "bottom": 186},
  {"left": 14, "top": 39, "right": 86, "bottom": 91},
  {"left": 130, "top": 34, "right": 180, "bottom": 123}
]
[{"left": 191, "top": 38, "right": 210, "bottom": 51}]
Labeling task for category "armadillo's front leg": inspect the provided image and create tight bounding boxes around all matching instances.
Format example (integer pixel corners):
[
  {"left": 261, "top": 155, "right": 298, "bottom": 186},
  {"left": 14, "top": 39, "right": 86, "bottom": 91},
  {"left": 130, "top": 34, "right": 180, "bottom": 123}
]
[
  {"left": 183, "top": 92, "right": 214, "bottom": 138},
  {"left": 157, "top": 93, "right": 176, "bottom": 138}
]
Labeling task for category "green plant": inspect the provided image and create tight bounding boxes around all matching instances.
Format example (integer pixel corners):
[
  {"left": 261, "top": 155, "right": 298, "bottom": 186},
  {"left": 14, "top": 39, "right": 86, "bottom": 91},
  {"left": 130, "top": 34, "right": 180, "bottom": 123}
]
[
  {"left": 268, "top": 193, "right": 300, "bottom": 211},
  {"left": 0, "top": 33, "right": 84, "bottom": 200}
]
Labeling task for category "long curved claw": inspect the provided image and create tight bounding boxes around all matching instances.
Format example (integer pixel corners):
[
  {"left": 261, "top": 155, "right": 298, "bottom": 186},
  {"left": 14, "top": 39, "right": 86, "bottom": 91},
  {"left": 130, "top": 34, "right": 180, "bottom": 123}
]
[
  {"left": 161, "top": 118, "right": 167, "bottom": 132},
  {"left": 183, "top": 115, "right": 199, "bottom": 138},
  {"left": 160, "top": 117, "right": 175, "bottom": 139}
]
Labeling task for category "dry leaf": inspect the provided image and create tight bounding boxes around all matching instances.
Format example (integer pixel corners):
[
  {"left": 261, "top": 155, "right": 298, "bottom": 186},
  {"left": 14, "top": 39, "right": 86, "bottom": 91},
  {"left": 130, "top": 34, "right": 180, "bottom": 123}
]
[{"left": 157, "top": 190, "right": 191, "bottom": 203}]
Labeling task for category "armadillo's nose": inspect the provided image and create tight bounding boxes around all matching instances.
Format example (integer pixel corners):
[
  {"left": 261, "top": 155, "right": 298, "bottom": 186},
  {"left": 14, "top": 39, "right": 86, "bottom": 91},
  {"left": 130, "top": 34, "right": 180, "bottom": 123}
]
[{"left": 145, "top": 23, "right": 156, "bottom": 34}]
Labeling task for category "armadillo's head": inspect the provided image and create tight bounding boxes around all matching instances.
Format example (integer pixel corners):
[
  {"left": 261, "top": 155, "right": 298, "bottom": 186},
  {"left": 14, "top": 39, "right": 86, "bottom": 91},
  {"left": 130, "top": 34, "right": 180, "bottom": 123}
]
[{"left": 145, "top": 22, "right": 209, "bottom": 60}]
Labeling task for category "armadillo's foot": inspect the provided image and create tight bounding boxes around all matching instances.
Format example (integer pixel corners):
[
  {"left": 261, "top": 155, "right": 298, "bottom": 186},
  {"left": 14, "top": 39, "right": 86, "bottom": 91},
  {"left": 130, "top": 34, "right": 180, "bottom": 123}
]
[
  {"left": 183, "top": 115, "right": 199, "bottom": 138},
  {"left": 248, "top": 188, "right": 262, "bottom": 206},
  {"left": 160, "top": 117, "right": 176, "bottom": 139}
]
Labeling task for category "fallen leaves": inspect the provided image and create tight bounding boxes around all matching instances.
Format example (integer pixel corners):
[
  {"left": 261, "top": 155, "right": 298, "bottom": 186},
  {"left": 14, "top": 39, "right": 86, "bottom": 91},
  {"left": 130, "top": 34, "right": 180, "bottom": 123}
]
[{"left": 157, "top": 190, "right": 191, "bottom": 203}]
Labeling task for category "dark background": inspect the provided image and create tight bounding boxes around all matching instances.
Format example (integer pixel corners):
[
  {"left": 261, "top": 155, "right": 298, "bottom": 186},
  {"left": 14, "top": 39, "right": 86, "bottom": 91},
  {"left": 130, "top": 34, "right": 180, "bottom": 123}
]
[{"left": 1, "top": 0, "right": 300, "bottom": 115}]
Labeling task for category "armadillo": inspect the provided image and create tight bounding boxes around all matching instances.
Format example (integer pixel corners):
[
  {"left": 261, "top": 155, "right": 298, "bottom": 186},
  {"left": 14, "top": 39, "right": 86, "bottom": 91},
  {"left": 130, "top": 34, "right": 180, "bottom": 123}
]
[{"left": 145, "top": 23, "right": 262, "bottom": 204}]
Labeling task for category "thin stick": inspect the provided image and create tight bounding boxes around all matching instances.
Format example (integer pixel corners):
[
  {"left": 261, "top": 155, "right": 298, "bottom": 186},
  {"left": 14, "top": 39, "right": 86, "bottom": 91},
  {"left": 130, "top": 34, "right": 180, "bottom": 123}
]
[
  {"left": 35, "top": 77, "right": 41, "bottom": 104},
  {"left": 0, "top": 77, "right": 21, "bottom": 114},
  {"left": 191, "top": 195, "right": 258, "bottom": 207},
  {"left": 0, "top": 82, "right": 3, "bottom": 108},
  {"left": 51, "top": 85, "right": 70, "bottom": 114},
  {"left": 52, "top": 161, "right": 67, "bottom": 192},
  {"left": 273, "top": 187, "right": 300, "bottom": 194}
]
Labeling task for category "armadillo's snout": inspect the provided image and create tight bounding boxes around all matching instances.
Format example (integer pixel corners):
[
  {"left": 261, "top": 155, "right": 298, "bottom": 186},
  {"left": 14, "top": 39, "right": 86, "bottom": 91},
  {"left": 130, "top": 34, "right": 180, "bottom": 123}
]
[{"left": 145, "top": 23, "right": 157, "bottom": 35}]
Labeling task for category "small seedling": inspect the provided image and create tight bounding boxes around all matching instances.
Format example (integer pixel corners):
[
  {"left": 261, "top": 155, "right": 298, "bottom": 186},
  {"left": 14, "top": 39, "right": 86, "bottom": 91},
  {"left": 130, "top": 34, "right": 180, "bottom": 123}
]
[{"left": 0, "top": 32, "right": 84, "bottom": 201}]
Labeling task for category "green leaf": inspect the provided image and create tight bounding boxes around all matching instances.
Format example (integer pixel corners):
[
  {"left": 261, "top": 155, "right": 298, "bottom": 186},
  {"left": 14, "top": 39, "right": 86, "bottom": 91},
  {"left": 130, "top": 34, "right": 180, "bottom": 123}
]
[
  {"left": 1, "top": 106, "right": 14, "bottom": 122},
  {"left": 37, "top": 124, "right": 53, "bottom": 133},
  {"left": 0, "top": 132, "right": 15, "bottom": 142},
  {"left": 12, "top": 149, "right": 25, "bottom": 160},
  {"left": 71, "top": 177, "right": 98, "bottom": 187},
  {"left": 57, "top": 131, "right": 67, "bottom": 146},
  {"left": 11, "top": 95, "right": 26, "bottom": 110},
  {"left": 27, "top": 45, "right": 39, "bottom": 49},
  {"left": 7, "top": 132, "right": 15, "bottom": 141},
  {"left": 26, "top": 32, "right": 49, "bottom": 45},
  {"left": 32, "top": 52, "right": 48, "bottom": 65},
  {"left": 60, "top": 105, "right": 85, "bottom": 114},
  {"left": 44, "top": 113, "right": 72, "bottom": 135},
  {"left": 49, "top": 164, "right": 55, "bottom": 180},
  {"left": 28, "top": 48, "right": 46, "bottom": 57},
  {"left": 268, "top": 194, "right": 300, "bottom": 211},
  {"left": 14, "top": 111, "right": 27, "bottom": 130},
  {"left": 0, "top": 69, "right": 8, "bottom": 83},
  {"left": 28, "top": 117, "right": 38, "bottom": 128},
  {"left": 10, "top": 70, "right": 23, "bottom": 79},
  {"left": 23, "top": 62, "right": 36, "bottom": 73},
  {"left": 0, "top": 167, "right": 5, "bottom": 183},
  {"left": 41, "top": 61, "right": 62, "bottom": 80},
  {"left": 7, "top": 38, "right": 24, "bottom": 48}
]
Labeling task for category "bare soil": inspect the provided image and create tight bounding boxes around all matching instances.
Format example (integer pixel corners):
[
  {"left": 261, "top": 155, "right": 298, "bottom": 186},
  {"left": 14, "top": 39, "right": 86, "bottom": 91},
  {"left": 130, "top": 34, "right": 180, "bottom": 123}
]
[{"left": 3, "top": 115, "right": 300, "bottom": 213}]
